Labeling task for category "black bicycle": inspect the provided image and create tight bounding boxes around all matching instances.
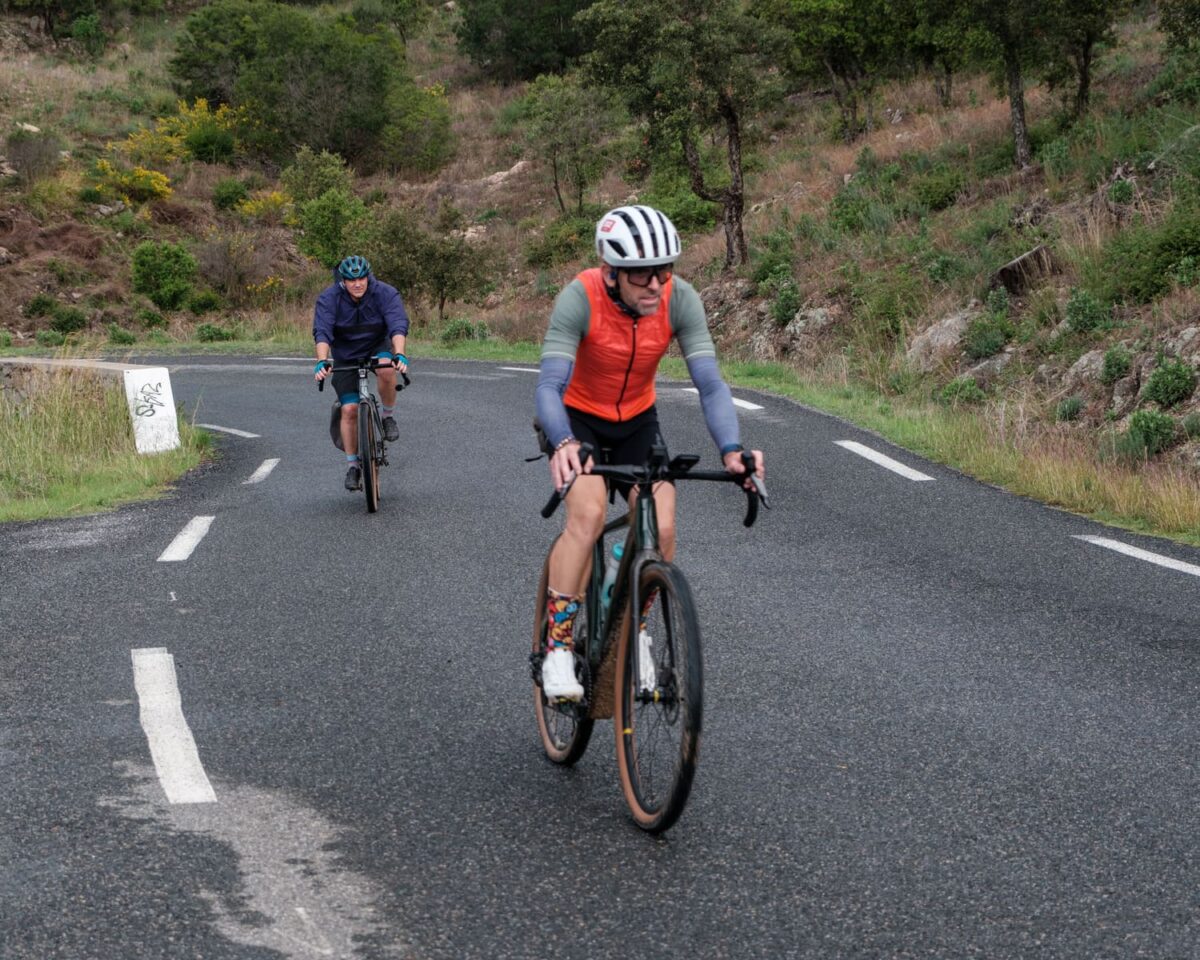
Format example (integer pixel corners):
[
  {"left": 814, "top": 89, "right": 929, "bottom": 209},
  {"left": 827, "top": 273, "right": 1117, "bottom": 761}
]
[
  {"left": 531, "top": 441, "right": 767, "bottom": 833},
  {"left": 318, "top": 358, "right": 410, "bottom": 513}
]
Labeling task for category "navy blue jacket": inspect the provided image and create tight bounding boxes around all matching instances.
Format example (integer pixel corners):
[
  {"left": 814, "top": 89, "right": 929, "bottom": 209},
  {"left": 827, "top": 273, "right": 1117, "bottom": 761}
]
[{"left": 312, "top": 274, "right": 409, "bottom": 360}]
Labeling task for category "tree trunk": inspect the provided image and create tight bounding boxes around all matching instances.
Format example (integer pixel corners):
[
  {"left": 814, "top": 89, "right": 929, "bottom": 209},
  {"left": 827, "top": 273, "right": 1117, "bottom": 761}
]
[
  {"left": 1073, "top": 43, "right": 1093, "bottom": 118},
  {"left": 934, "top": 59, "right": 953, "bottom": 108},
  {"left": 720, "top": 92, "right": 748, "bottom": 267},
  {"left": 550, "top": 155, "right": 566, "bottom": 215},
  {"left": 1005, "top": 47, "right": 1032, "bottom": 168},
  {"left": 824, "top": 57, "right": 861, "bottom": 143}
]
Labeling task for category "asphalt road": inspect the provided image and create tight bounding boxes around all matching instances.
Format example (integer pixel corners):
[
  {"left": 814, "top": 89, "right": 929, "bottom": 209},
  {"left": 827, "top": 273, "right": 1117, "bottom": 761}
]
[{"left": 3, "top": 355, "right": 1200, "bottom": 959}]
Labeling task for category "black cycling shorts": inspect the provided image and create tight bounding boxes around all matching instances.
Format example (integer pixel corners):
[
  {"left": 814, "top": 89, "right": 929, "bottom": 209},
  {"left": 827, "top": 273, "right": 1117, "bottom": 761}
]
[
  {"left": 332, "top": 339, "right": 392, "bottom": 403},
  {"left": 566, "top": 405, "right": 671, "bottom": 501}
]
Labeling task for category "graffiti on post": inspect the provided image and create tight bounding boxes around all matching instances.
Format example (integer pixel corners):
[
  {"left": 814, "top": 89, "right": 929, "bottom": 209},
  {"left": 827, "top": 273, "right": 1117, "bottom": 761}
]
[{"left": 134, "top": 380, "right": 166, "bottom": 418}]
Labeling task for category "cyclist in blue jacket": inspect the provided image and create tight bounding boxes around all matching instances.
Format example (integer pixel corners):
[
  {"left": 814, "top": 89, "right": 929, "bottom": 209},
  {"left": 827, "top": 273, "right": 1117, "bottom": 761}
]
[{"left": 313, "top": 255, "right": 410, "bottom": 491}]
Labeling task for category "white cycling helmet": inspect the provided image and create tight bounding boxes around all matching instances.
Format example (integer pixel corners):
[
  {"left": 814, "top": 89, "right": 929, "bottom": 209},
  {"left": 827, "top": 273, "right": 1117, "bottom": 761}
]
[{"left": 595, "top": 205, "right": 681, "bottom": 268}]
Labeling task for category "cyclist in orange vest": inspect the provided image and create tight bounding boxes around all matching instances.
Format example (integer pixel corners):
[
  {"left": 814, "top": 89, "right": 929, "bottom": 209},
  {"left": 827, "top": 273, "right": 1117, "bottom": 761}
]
[{"left": 535, "top": 205, "right": 765, "bottom": 700}]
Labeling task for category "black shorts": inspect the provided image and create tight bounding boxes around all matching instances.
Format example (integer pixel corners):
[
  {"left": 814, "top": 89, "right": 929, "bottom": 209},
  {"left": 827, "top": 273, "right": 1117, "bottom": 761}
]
[
  {"left": 333, "top": 340, "right": 392, "bottom": 403},
  {"left": 567, "top": 405, "right": 671, "bottom": 500}
]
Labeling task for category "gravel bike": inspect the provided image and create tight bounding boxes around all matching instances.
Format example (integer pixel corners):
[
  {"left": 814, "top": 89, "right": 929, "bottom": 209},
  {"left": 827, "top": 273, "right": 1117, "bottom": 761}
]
[
  {"left": 319, "top": 358, "right": 410, "bottom": 513},
  {"left": 531, "top": 440, "right": 767, "bottom": 833}
]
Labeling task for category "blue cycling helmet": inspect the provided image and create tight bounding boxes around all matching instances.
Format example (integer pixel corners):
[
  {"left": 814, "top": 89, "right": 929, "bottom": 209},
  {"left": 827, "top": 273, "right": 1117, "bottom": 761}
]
[{"left": 337, "top": 255, "right": 371, "bottom": 280}]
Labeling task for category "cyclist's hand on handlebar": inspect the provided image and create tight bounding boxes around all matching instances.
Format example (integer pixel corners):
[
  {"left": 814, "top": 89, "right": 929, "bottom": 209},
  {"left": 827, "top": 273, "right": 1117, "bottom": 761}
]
[
  {"left": 392, "top": 352, "right": 409, "bottom": 374},
  {"left": 550, "top": 440, "right": 590, "bottom": 491},
  {"left": 722, "top": 448, "right": 764, "bottom": 488},
  {"left": 314, "top": 359, "right": 332, "bottom": 382}
]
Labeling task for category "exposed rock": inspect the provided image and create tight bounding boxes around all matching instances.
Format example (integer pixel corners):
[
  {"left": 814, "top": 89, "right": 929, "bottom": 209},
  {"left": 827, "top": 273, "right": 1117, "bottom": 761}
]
[
  {"left": 94, "top": 201, "right": 126, "bottom": 217},
  {"left": 1063, "top": 349, "right": 1105, "bottom": 392},
  {"left": 966, "top": 350, "right": 1014, "bottom": 389},
  {"left": 1011, "top": 197, "right": 1051, "bottom": 229},
  {"left": 1166, "top": 325, "right": 1200, "bottom": 366},
  {"left": 0, "top": 246, "right": 15, "bottom": 265},
  {"left": 1033, "top": 363, "right": 1057, "bottom": 386},
  {"left": 784, "top": 306, "right": 837, "bottom": 340},
  {"left": 991, "top": 244, "right": 1056, "bottom": 295},
  {"left": 905, "top": 302, "right": 980, "bottom": 373},
  {"left": 1111, "top": 374, "right": 1140, "bottom": 417},
  {"left": 18, "top": 122, "right": 39, "bottom": 134},
  {"left": 481, "top": 160, "right": 532, "bottom": 188}
]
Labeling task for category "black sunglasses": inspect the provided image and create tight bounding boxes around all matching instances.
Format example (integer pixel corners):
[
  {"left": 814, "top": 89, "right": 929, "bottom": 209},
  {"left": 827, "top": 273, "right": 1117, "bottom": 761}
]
[{"left": 621, "top": 265, "right": 673, "bottom": 287}]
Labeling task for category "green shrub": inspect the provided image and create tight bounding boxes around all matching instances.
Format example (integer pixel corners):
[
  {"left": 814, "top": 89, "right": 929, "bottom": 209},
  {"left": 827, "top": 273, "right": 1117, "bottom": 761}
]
[
  {"left": 50, "top": 306, "right": 88, "bottom": 334},
  {"left": 440, "top": 317, "right": 488, "bottom": 343},
  {"left": 24, "top": 293, "right": 58, "bottom": 318},
  {"left": 1101, "top": 345, "right": 1132, "bottom": 384},
  {"left": 36, "top": 329, "right": 65, "bottom": 347},
  {"left": 985, "top": 285, "right": 1010, "bottom": 318},
  {"left": 1038, "top": 136, "right": 1072, "bottom": 177},
  {"left": 964, "top": 314, "right": 1013, "bottom": 360},
  {"left": 925, "top": 252, "right": 964, "bottom": 284},
  {"left": 5, "top": 128, "right": 64, "bottom": 185},
  {"left": 280, "top": 146, "right": 354, "bottom": 205},
  {"left": 296, "top": 188, "right": 368, "bottom": 268},
  {"left": 1171, "top": 254, "right": 1200, "bottom": 286},
  {"left": 1107, "top": 179, "right": 1135, "bottom": 204},
  {"left": 1065, "top": 288, "right": 1109, "bottom": 333},
  {"left": 70, "top": 13, "right": 107, "bottom": 56},
  {"left": 1128, "top": 408, "right": 1178, "bottom": 455},
  {"left": 186, "top": 290, "right": 221, "bottom": 315},
  {"left": 195, "top": 322, "right": 235, "bottom": 342},
  {"left": 135, "top": 307, "right": 167, "bottom": 329},
  {"left": 751, "top": 227, "right": 796, "bottom": 288},
  {"left": 0, "top": 331, "right": 12, "bottom": 348},
  {"left": 1182, "top": 412, "right": 1200, "bottom": 439},
  {"left": 940, "top": 376, "right": 987, "bottom": 405},
  {"left": 212, "top": 178, "right": 250, "bottom": 211},
  {"left": 378, "top": 82, "right": 455, "bottom": 175},
  {"left": 108, "top": 323, "right": 137, "bottom": 345},
  {"left": 1099, "top": 205, "right": 1200, "bottom": 303},
  {"left": 131, "top": 240, "right": 197, "bottom": 310},
  {"left": 1143, "top": 356, "right": 1197, "bottom": 407},
  {"left": 910, "top": 166, "right": 964, "bottom": 211},
  {"left": 1056, "top": 395, "right": 1084, "bottom": 422},
  {"left": 524, "top": 214, "right": 593, "bottom": 267},
  {"left": 184, "top": 121, "right": 236, "bottom": 164},
  {"left": 79, "top": 186, "right": 104, "bottom": 204}
]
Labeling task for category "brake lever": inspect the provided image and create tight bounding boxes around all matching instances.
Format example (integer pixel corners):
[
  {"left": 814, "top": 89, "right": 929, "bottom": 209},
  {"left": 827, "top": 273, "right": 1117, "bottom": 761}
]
[{"left": 539, "top": 442, "right": 594, "bottom": 518}]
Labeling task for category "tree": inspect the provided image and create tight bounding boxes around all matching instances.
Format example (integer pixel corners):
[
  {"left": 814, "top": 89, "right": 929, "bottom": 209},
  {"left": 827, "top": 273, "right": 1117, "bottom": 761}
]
[
  {"left": 964, "top": 0, "right": 1052, "bottom": 168},
  {"left": 168, "top": 0, "right": 264, "bottom": 105},
  {"left": 581, "top": 0, "right": 780, "bottom": 268},
  {"left": 907, "top": 0, "right": 974, "bottom": 108},
  {"left": 1160, "top": 0, "right": 1200, "bottom": 49},
  {"left": 1043, "top": 0, "right": 1128, "bottom": 117},
  {"left": 456, "top": 0, "right": 595, "bottom": 82},
  {"left": 520, "top": 73, "right": 621, "bottom": 214},
  {"left": 296, "top": 188, "right": 368, "bottom": 268},
  {"left": 754, "top": 0, "right": 904, "bottom": 141},
  {"left": 349, "top": 0, "right": 431, "bottom": 43}
]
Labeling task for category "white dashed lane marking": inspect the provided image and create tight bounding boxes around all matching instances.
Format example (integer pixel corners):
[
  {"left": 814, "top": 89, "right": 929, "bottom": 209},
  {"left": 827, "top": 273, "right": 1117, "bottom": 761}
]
[
  {"left": 500, "top": 366, "right": 539, "bottom": 373},
  {"left": 244, "top": 458, "right": 280, "bottom": 485},
  {"left": 131, "top": 648, "right": 216, "bottom": 804},
  {"left": 197, "top": 423, "right": 260, "bottom": 438},
  {"left": 158, "top": 516, "right": 215, "bottom": 562},
  {"left": 680, "top": 387, "right": 763, "bottom": 410},
  {"left": 835, "top": 440, "right": 935, "bottom": 482},
  {"left": 1074, "top": 535, "right": 1200, "bottom": 578}
]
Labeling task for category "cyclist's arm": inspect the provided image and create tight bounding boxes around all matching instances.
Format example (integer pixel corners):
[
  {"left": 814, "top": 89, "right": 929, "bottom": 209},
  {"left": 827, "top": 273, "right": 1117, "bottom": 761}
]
[
  {"left": 670, "top": 278, "right": 740, "bottom": 455},
  {"left": 535, "top": 280, "right": 589, "bottom": 449}
]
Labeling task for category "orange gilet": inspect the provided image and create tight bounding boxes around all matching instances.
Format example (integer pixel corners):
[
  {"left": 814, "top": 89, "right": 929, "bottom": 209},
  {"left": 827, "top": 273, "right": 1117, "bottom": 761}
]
[{"left": 562, "top": 267, "right": 674, "bottom": 422}]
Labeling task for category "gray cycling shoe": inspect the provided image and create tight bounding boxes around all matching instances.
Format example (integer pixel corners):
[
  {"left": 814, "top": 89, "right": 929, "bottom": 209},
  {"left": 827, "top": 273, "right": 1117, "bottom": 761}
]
[
  {"left": 382, "top": 416, "right": 399, "bottom": 442},
  {"left": 344, "top": 463, "right": 362, "bottom": 490}
]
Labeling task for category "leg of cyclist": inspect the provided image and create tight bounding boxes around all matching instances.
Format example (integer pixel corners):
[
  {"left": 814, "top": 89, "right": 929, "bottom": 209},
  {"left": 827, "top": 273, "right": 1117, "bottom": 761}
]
[
  {"left": 339, "top": 402, "right": 361, "bottom": 490},
  {"left": 374, "top": 351, "right": 401, "bottom": 442},
  {"left": 541, "top": 475, "right": 606, "bottom": 700}
]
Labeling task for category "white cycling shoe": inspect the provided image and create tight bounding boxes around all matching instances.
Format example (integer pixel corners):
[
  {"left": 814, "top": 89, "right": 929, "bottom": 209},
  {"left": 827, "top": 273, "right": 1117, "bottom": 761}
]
[
  {"left": 542, "top": 647, "right": 583, "bottom": 701},
  {"left": 638, "top": 629, "right": 657, "bottom": 693}
]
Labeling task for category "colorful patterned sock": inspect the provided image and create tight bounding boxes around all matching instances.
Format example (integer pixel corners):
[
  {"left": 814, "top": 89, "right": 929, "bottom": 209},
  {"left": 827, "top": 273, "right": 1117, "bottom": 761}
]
[
  {"left": 545, "top": 589, "right": 580, "bottom": 650},
  {"left": 381, "top": 404, "right": 394, "bottom": 417}
]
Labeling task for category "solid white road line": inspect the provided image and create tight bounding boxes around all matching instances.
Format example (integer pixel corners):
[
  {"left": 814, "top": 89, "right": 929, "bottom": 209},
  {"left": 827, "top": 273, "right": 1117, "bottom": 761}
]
[
  {"left": 680, "top": 387, "right": 763, "bottom": 410},
  {"left": 500, "top": 366, "right": 539, "bottom": 373},
  {"left": 197, "top": 423, "right": 260, "bottom": 438},
  {"left": 1074, "top": 535, "right": 1200, "bottom": 578},
  {"left": 835, "top": 440, "right": 935, "bottom": 482},
  {"left": 158, "top": 516, "right": 215, "bottom": 562},
  {"left": 131, "top": 648, "right": 217, "bottom": 804},
  {"left": 244, "top": 458, "right": 280, "bottom": 485}
]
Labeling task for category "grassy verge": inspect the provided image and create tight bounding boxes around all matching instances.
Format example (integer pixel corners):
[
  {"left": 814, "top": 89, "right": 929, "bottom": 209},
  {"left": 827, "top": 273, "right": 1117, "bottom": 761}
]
[{"left": 0, "top": 367, "right": 210, "bottom": 523}]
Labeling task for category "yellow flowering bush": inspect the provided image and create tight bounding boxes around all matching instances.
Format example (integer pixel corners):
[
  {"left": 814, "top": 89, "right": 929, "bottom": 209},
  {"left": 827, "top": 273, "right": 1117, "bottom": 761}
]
[
  {"left": 246, "top": 275, "right": 284, "bottom": 307},
  {"left": 236, "top": 190, "right": 293, "bottom": 225},
  {"left": 115, "top": 99, "right": 246, "bottom": 166},
  {"left": 92, "top": 159, "right": 173, "bottom": 203}
]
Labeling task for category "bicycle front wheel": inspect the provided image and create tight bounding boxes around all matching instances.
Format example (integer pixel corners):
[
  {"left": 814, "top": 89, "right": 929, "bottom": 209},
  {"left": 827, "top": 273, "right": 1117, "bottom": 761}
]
[
  {"left": 359, "top": 401, "right": 380, "bottom": 513},
  {"left": 614, "top": 561, "right": 702, "bottom": 833},
  {"left": 532, "top": 540, "right": 594, "bottom": 765}
]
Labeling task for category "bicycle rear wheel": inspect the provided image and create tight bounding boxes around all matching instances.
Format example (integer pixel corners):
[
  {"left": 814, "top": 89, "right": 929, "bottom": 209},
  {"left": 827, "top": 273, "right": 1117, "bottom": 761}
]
[
  {"left": 614, "top": 561, "right": 702, "bottom": 833},
  {"left": 359, "top": 401, "right": 380, "bottom": 513},
  {"left": 532, "top": 540, "right": 594, "bottom": 765}
]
